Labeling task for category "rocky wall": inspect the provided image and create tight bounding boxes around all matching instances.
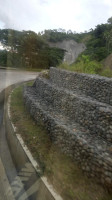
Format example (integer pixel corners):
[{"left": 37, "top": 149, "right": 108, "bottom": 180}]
[
  {"left": 34, "top": 77, "right": 112, "bottom": 142},
  {"left": 23, "top": 67, "right": 112, "bottom": 188},
  {"left": 50, "top": 67, "right": 112, "bottom": 105}
]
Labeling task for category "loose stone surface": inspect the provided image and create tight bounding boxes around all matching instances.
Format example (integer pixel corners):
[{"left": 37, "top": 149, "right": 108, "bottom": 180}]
[{"left": 23, "top": 67, "right": 112, "bottom": 188}]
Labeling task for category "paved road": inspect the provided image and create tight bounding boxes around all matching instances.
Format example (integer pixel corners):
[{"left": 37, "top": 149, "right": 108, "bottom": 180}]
[
  {"left": 0, "top": 69, "right": 38, "bottom": 200},
  {"left": 0, "top": 69, "right": 38, "bottom": 91}
]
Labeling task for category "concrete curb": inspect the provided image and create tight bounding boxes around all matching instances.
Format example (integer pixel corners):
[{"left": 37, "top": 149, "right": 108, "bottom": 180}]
[{"left": 3, "top": 82, "right": 63, "bottom": 200}]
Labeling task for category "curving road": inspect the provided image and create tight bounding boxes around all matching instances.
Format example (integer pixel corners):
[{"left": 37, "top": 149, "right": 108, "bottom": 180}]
[
  {"left": 0, "top": 69, "right": 38, "bottom": 200},
  {"left": 0, "top": 69, "right": 38, "bottom": 91}
]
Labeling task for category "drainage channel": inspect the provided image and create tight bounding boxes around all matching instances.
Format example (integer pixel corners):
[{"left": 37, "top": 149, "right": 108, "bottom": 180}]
[
  {"left": 0, "top": 100, "right": 41, "bottom": 200},
  {"left": 0, "top": 70, "right": 49, "bottom": 200},
  {"left": 0, "top": 86, "right": 61, "bottom": 200}
]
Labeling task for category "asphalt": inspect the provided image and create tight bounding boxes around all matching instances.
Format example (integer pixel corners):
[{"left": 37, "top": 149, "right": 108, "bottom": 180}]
[
  {"left": 0, "top": 69, "right": 38, "bottom": 200},
  {"left": 0, "top": 69, "right": 38, "bottom": 91}
]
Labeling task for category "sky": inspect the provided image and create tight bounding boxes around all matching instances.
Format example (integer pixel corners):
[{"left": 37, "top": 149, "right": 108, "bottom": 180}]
[{"left": 0, "top": 0, "right": 112, "bottom": 33}]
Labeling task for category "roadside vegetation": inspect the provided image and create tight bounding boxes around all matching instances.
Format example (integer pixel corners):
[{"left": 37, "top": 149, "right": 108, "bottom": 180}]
[
  {"left": 57, "top": 16, "right": 112, "bottom": 77},
  {"left": 0, "top": 17, "right": 112, "bottom": 74},
  {"left": 58, "top": 55, "right": 112, "bottom": 77},
  {"left": 0, "top": 30, "right": 65, "bottom": 69},
  {"left": 10, "top": 83, "right": 112, "bottom": 200}
]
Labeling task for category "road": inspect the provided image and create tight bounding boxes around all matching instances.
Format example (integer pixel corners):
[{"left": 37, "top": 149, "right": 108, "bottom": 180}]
[
  {"left": 0, "top": 69, "right": 38, "bottom": 91},
  {"left": 0, "top": 69, "right": 38, "bottom": 200}
]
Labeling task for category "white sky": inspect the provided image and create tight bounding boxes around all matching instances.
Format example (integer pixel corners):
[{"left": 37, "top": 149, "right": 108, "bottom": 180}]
[{"left": 0, "top": 0, "right": 112, "bottom": 33}]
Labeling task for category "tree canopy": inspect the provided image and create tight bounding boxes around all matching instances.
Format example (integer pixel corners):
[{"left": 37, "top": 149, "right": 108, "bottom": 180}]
[
  {"left": 0, "top": 16, "right": 112, "bottom": 69},
  {"left": 0, "top": 29, "right": 65, "bottom": 68}
]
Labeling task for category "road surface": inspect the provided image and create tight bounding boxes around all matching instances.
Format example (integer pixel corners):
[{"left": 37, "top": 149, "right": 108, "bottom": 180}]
[{"left": 0, "top": 69, "right": 38, "bottom": 91}]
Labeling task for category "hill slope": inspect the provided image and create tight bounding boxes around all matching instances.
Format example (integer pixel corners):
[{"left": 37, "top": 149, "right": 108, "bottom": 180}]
[
  {"left": 48, "top": 40, "right": 86, "bottom": 64},
  {"left": 0, "top": 17, "right": 112, "bottom": 70}
]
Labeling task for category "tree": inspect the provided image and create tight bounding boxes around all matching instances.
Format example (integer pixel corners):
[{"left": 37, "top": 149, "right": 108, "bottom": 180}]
[
  {"left": 103, "top": 30, "right": 112, "bottom": 53},
  {"left": 0, "top": 50, "right": 7, "bottom": 66},
  {"left": 107, "top": 17, "right": 112, "bottom": 25},
  {"left": 18, "top": 32, "right": 47, "bottom": 68}
]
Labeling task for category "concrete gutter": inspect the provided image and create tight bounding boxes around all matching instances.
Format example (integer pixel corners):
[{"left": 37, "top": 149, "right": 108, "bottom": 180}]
[{"left": 3, "top": 82, "right": 63, "bottom": 200}]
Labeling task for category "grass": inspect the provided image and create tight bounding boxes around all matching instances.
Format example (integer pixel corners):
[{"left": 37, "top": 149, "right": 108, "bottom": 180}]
[
  {"left": 100, "top": 68, "right": 112, "bottom": 78},
  {"left": 58, "top": 62, "right": 112, "bottom": 78},
  {"left": 10, "top": 83, "right": 112, "bottom": 200}
]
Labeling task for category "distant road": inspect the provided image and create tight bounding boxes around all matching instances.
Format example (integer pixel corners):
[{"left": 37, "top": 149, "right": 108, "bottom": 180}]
[{"left": 0, "top": 69, "right": 38, "bottom": 92}]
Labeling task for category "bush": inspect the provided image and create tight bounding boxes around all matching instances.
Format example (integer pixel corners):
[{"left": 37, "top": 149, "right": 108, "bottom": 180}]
[
  {"left": 58, "top": 55, "right": 102, "bottom": 74},
  {"left": 100, "top": 68, "right": 112, "bottom": 77}
]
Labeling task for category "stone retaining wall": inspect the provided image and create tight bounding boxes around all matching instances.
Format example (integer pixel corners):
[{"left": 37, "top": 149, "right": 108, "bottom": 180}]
[
  {"left": 34, "top": 77, "right": 112, "bottom": 142},
  {"left": 50, "top": 67, "right": 112, "bottom": 105},
  {"left": 23, "top": 67, "right": 112, "bottom": 189}
]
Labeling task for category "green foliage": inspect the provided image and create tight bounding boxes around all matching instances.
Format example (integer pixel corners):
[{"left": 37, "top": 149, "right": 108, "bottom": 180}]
[
  {"left": 58, "top": 62, "right": 69, "bottom": 70},
  {"left": 41, "top": 18, "right": 112, "bottom": 63},
  {"left": 73, "top": 55, "right": 102, "bottom": 74},
  {"left": 44, "top": 47, "right": 65, "bottom": 67},
  {"left": 59, "top": 55, "right": 112, "bottom": 78},
  {"left": 0, "top": 16, "right": 112, "bottom": 69},
  {"left": 0, "top": 50, "right": 7, "bottom": 66},
  {"left": 59, "top": 55, "right": 102, "bottom": 74},
  {"left": 107, "top": 16, "right": 112, "bottom": 24},
  {"left": 42, "top": 29, "right": 89, "bottom": 43},
  {"left": 103, "top": 30, "right": 112, "bottom": 54},
  {"left": 0, "top": 29, "right": 65, "bottom": 69},
  {"left": 100, "top": 67, "right": 112, "bottom": 77},
  {"left": 83, "top": 21, "right": 112, "bottom": 61}
]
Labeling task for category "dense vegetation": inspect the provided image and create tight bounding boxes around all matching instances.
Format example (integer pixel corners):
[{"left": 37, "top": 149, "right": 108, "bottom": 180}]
[
  {"left": 0, "top": 17, "right": 112, "bottom": 71},
  {"left": 84, "top": 22, "right": 112, "bottom": 61},
  {"left": 41, "top": 17, "right": 112, "bottom": 63},
  {"left": 0, "top": 29, "right": 65, "bottom": 69},
  {"left": 58, "top": 17, "right": 112, "bottom": 77},
  {"left": 41, "top": 28, "right": 85, "bottom": 43}
]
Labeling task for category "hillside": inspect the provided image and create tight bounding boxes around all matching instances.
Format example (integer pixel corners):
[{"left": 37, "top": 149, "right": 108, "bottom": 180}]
[
  {"left": 48, "top": 40, "right": 86, "bottom": 64},
  {"left": 0, "top": 16, "right": 112, "bottom": 71},
  {"left": 0, "top": 29, "right": 86, "bottom": 68},
  {"left": 103, "top": 53, "right": 112, "bottom": 69},
  {"left": 0, "top": 29, "right": 65, "bottom": 69}
]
